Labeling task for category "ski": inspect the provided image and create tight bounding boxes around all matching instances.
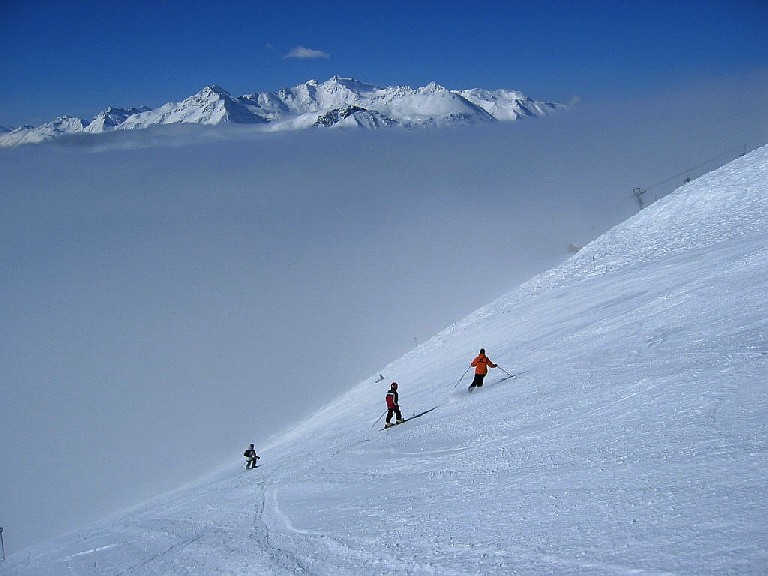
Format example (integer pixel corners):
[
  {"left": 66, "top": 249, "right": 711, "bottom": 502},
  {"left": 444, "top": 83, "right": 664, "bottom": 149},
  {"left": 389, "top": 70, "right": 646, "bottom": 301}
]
[
  {"left": 468, "top": 371, "right": 525, "bottom": 392},
  {"left": 380, "top": 421, "right": 406, "bottom": 430},
  {"left": 380, "top": 405, "right": 439, "bottom": 430}
]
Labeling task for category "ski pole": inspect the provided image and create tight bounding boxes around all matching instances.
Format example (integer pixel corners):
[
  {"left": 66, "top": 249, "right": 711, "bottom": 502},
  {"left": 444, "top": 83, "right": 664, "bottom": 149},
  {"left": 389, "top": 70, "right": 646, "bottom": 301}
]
[
  {"left": 453, "top": 366, "right": 471, "bottom": 388},
  {"left": 372, "top": 410, "right": 387, "bottom": 427},
  {"left": 498, "top": 366, "right": 514, "bottom": 377},
  {"left": 498, "top": 366, "right": 522, "bottom": 379}
]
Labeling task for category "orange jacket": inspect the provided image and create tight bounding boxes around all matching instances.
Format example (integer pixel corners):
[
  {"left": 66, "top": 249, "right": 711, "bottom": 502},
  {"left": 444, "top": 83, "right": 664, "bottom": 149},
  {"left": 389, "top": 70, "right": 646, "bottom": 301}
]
[{"left": 471, "top": 353, "right": 496, "bottom": 375}]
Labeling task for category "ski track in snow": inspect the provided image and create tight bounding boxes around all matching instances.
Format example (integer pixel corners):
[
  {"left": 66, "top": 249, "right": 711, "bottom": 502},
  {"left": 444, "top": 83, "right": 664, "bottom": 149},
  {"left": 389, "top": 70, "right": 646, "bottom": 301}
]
[{"left": 2, "top": 146, "right": 767, "bottom": 575}]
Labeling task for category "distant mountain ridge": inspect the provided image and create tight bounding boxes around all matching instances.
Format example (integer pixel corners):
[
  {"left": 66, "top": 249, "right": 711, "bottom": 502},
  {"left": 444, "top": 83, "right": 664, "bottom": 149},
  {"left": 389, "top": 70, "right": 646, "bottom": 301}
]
[{"left": 0, "top": 76, "right": 564, "bottom": 147}]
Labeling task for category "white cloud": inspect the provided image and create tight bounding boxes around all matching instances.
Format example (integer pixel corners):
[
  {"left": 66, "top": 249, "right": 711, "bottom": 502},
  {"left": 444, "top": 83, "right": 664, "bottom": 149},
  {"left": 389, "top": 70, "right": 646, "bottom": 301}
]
[{"left": 284, "top": 45, "right": 330, "bottom": 59}]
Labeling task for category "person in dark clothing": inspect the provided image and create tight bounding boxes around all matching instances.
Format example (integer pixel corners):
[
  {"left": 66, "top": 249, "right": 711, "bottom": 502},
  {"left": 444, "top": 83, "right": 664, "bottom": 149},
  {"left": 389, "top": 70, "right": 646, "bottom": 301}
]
[
  {"left": 244, "top": 444, "right": 260, "bottom": 469},
  {"left": 469, "top": 348, "right": 497, "bottom": 389},
  {"left": 385, "top": 382, "right": 406, "bottom": 428}
]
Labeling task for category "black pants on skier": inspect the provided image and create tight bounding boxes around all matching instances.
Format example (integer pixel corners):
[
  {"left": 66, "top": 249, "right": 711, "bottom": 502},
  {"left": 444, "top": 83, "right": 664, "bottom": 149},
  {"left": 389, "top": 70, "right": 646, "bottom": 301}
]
[
  {"left": 469, "top": 373, "right": 486, "bottom": 388},
  {"left": 386, "top": 407, "right": 403, "bottom": 424}
]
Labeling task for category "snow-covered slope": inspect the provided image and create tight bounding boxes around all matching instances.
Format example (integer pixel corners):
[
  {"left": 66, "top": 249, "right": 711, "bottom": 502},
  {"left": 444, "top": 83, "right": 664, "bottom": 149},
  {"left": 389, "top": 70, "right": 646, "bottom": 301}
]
[
  {"left": 117, "top": 86, "right": 266, "bottom": 130},
  {"left": 3, "top": 147, "right": 766, "bottom": 575},
  {"left": 82, "top": 106, "right": 152, "bottom": 133},
  {"left": 0, "top": 116, "right": 88, "bottom": 146},
  {"left": 0, "top": 77, "right": 563, "bottom": 147}
]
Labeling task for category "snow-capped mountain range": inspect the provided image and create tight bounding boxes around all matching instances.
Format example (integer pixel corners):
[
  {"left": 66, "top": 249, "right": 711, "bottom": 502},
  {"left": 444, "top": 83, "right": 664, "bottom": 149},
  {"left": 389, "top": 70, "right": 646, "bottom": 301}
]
[{"left": 0, "top": 77, "right": 564, "bottom": 147}]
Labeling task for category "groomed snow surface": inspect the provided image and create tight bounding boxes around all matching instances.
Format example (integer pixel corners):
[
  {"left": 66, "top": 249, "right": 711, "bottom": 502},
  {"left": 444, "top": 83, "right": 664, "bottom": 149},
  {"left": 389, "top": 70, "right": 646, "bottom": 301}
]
[{"left": 4, "top": 147, "right": 767, "bottom": 575}]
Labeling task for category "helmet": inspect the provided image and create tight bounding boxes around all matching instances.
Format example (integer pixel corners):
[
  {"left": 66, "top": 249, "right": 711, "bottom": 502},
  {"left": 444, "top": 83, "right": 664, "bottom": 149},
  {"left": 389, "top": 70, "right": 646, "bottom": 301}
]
[{"left": 391, "top": 382, "right": 398, "bottom": 388}]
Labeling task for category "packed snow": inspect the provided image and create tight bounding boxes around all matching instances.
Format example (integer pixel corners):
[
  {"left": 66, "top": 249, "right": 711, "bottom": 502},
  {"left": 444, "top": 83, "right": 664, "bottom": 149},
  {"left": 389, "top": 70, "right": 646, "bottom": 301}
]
[{"left": 2, "top": 146, "right": 766, "bottom": 575}]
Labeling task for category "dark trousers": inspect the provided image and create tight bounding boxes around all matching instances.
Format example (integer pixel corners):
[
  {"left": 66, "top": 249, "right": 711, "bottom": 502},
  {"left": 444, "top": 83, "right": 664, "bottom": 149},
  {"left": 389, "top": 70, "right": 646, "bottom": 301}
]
[
  {"left": 469, "top": 373, "right": 486, "bottom": 388},
  {"left": 386, "top": 407, "right": 403, "bottom": 423}
]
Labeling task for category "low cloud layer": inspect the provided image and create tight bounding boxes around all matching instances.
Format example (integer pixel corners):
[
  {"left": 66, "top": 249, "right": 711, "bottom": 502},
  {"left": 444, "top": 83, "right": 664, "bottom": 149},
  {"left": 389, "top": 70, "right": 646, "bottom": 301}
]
[{"left": 1, "top": 69, "right": 766, "bottom": 553}]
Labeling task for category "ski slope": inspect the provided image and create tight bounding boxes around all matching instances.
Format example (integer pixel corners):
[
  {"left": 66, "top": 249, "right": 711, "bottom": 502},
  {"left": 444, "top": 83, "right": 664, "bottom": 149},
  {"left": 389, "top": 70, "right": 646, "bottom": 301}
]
[{"left": 3, "top": 146, "right": 767, "bottom": 575}]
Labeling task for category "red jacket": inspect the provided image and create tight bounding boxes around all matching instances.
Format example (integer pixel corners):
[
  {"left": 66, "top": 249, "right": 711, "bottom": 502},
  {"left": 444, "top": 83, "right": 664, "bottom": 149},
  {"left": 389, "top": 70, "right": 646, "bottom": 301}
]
[
  {"left": 471, "top": 353, "right": 496, "bottom": 375},
  {"left": 386, "top": 389, "right": 399, "bottom": 409}
]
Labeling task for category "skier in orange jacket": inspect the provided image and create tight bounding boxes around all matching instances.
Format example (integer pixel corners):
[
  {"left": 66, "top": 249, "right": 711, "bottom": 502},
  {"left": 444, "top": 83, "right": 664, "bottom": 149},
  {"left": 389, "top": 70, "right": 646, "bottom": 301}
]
[{"left": 469, "top": 348, "right": 497, "bottom": 389}]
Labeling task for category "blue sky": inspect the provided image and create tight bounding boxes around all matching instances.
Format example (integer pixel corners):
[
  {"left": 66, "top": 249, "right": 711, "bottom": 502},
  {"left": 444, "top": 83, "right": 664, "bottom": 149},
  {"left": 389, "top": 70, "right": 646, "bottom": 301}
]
[{"left": 1, "top": 0, "right": 766, "bottom": 127}]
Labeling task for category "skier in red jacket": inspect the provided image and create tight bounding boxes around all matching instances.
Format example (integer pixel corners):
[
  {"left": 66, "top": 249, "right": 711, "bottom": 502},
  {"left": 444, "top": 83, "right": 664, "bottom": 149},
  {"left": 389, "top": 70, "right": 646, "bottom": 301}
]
[
  {"left": 469, "top": 348, "right": 497, "bottom": 389},
  {"left": 385, "top": 382, "right": 406, "bottom": 428}
]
